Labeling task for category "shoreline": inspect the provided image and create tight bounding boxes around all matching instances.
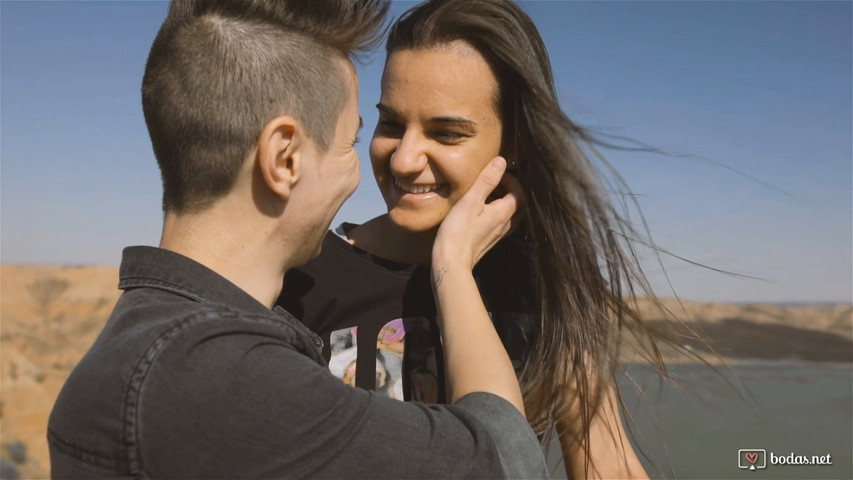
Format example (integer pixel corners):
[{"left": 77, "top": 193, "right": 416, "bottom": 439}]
[{"left": 621, "top": 359, "right": 853, "bottom": 369}]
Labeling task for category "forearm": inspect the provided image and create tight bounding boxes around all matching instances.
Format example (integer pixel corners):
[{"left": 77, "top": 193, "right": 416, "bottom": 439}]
[
  {"left": 432, "top": 264, "right": 526, "bottom": 416},
  {"left": 138, "top": 328, "right": 542, "bottom": 479}
]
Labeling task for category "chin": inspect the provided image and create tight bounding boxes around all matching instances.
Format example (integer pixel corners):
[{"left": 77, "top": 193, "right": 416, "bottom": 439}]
[
  {"left": 387, "top": 209, "right": 443, "bottom": 234},
  {"left": 294, "top": 234, "right": 325, "bottom": 266}
]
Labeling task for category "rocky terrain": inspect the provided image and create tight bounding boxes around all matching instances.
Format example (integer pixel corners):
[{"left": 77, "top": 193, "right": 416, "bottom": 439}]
[
  {"left": 628, "top": 297, "right": 853, "bottom": 364},
  {"left": 1, "top": 264, "right": 850, "bottom": 478},
  {"left": 1, "top": 265, "right": 121, "bottom": 479}
]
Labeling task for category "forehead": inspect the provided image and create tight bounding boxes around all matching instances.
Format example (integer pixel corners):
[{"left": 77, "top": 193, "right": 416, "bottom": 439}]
[{"left": 381, "top": 41, "right": 499, "bottom": 116}]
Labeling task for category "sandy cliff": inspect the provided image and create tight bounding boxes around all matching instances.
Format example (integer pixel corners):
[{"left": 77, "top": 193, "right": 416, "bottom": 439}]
[{"left": 1, "top": 265, "right": 121, "bottom": 479}]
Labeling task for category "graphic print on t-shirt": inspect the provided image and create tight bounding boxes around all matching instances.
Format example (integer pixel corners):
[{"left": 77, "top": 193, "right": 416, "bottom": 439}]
[
  {"left": 328, "top": 326, "right": 359, "bottom": 387},
  {"left": 328, "top": 317, "right": 441, "bottom": 403}
]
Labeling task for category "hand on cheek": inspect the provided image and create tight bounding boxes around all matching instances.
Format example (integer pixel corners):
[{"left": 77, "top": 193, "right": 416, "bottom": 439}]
[{"left": 432, "top": 156, "right": 524, "bottom": 271}]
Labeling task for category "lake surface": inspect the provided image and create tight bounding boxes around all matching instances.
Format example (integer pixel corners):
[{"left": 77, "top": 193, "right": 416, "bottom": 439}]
[{"left": 545, "top": 362, "right": 852, "bottom": 479}]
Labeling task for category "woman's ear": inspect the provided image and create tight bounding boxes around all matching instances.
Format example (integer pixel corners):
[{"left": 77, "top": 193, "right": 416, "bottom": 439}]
[{"left": 257, "top": 115, "right": 301, "bottom": 199}]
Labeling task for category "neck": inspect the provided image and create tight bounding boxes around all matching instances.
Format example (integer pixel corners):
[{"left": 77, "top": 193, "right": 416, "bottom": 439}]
[
  {"left": 159, "top": 204, "right": 294, "bottom": 309},
  {"left": 349, "top": 215, "right": 436, "bottom": 266}
]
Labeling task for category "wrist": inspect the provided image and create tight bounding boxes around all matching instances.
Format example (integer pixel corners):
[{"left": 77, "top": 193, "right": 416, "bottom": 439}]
[
  {"left": 430, "top": 263, "right": 473, "bottom": 296},
  {"left": 431, "top": 245, "right": 473, "bottom": 273}
]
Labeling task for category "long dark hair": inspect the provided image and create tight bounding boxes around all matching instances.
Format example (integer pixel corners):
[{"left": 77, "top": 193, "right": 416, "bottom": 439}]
[{"left": 386, "top": 0, "right": 680, "bottom": 465}]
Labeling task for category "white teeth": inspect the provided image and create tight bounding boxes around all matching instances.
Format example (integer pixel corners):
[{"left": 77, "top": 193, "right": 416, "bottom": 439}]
[{"left": 395, "top": 178, "right": 439, "bottom": 194}]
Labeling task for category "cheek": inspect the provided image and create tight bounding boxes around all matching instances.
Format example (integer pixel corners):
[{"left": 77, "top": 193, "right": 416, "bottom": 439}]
[
  {"left": 349, "top": 156, "right": 360, "bottom": 192},
  {"left": 369, "top": 138, "right": 393, "bottom": 178},
  {"left": 445, "top": 148, "right": 493, "bottom": 199},
  {"left": 369, "top": 136, "right": 393, "bottom": 166}
]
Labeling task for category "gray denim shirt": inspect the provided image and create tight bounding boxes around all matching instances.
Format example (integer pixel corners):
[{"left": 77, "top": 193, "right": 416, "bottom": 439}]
[{"left": 48, "top": 246, "right": 548, "bottom": 479}]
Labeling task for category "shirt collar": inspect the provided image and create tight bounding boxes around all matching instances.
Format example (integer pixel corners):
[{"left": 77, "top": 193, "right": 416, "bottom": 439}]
[
  {"left": 118, "top": 246, "right": 275, "bottom": 318},
  {"left": 118, "top": 246, "right": 325, "bottom": 353}
]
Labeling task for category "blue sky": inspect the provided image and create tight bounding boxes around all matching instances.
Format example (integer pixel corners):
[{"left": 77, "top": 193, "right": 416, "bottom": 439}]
[{"left": 1, "top": 1, "right": 851, "bottom": 303}]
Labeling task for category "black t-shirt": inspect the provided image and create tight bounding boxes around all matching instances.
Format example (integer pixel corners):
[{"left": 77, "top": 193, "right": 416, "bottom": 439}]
[{"left": 278, "top": 226, "right": 537, "bottom": 403}]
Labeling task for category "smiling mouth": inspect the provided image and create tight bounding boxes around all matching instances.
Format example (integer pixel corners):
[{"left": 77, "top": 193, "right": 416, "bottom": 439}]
[{"left": 394, "top": 178, "right": 444, "bottom": 194}]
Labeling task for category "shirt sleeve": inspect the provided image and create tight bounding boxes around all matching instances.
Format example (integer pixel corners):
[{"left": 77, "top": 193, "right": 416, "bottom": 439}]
[{"left": 135, "top": 317, "right": 548, "bottom": 479}]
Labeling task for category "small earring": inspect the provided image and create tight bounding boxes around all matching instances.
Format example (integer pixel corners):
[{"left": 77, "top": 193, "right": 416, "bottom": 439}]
[{"left": 509, "top": 159, "right": 518, "bottom": 168}]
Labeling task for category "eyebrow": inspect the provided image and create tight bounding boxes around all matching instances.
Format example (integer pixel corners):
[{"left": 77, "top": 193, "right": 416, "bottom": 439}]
[{"left": 376, "top": 103, "right": 477, "bottom": 127}]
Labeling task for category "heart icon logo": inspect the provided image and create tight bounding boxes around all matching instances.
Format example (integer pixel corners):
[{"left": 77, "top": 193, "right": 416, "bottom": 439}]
[{"left": 745, "top": 452, "right": 759, "bottom": 464}]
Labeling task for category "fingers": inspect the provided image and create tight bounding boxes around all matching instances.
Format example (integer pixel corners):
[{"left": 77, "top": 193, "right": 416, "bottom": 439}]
[
  {"left": 432, "top": 156, "right": 525, "bottom": 269},
  {"left": 464, "top": 156, "right": 522, "bottom": 222},
  {"left": 466, "top": 156, "right": 507, "bottom": 204}
]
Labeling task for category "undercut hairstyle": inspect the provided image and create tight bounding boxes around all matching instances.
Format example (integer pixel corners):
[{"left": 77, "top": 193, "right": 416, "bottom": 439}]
[
  {"left": 142, "top": 0, "right": 388, "bottom": 213},
  {"left": 388, "top": 0, "right": 702, "bottom": 474}
]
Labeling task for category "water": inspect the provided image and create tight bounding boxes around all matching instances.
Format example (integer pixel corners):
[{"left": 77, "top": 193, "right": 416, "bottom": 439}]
[{"left": 612, "top": 362, "right": 853, "bottom": 479}]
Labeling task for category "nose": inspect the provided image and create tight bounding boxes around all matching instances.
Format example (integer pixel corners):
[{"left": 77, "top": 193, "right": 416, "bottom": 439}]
[{"left": 389, "top": 130, "right": 428, "bottom": 178}]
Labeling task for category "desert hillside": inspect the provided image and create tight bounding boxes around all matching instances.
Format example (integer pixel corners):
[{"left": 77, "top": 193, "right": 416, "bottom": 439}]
[
  {"left": 1, "top": 265, "right": 121, "bottom": 479},
  {"left": 628, "top": 297, "right": 853, "bottom": 364},
  {"left": 1, "top": 264, "right": 850, "bottom": 478}
]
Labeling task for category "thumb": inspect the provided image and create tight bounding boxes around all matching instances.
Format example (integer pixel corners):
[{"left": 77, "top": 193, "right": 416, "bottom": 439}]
[{"left": 466, "top": 157, "right": 507, "bottom": 203}]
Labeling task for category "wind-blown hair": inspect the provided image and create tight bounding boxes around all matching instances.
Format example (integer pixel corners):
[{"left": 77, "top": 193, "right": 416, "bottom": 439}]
[
  {"left": 387, "top": 0, "right": 673, "bottom": 465},
  {"left": 142, "top": 0, "right": 388, "bottom": 213}
]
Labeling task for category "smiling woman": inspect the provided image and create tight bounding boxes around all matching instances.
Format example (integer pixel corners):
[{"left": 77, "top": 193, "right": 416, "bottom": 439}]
[
  {"left": 277, "top": 0, "right": 668, "bottom": 477},
  {"left": 369, "top": 42, "right": 503, "bottom": 240}
]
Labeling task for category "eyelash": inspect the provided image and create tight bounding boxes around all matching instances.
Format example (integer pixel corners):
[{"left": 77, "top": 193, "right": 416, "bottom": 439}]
[
  {"left": 378, "top": 120, "right": 402, "bottom": 133},
  {"left": 433, "top": 131, "right": 464, "bottom": 141},
  {"left": 378, "top": 120, "right": 466, "bottom": 143}
]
